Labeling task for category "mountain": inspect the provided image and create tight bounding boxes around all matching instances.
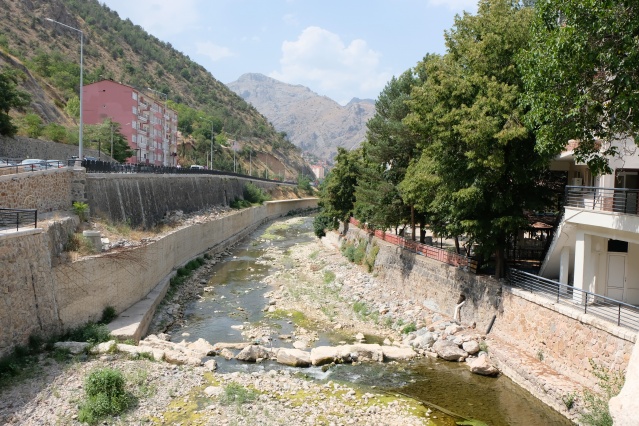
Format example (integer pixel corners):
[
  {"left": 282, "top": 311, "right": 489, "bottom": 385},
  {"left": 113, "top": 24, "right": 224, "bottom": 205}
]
[
  {"left": 0, "top": 0, "right": 312, "bottom": 177},
  {"left": 227, "top": 73, "right": 376, "bottom": 161}
]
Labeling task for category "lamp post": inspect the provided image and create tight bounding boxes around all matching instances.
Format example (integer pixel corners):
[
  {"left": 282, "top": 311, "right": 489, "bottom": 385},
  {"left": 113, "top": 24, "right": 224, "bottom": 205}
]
[
  {"left": 199, "top": 118, "right": 214, "bottom": 169},
  {"left": 46, "top": 18, "right": 83, "bottom": 166}
]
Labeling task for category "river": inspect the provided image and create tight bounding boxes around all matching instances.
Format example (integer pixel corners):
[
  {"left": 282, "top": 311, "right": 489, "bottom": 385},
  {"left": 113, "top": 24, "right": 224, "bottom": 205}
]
[{"left": 169, "top": 216, "right": 573, "bottom": 426}]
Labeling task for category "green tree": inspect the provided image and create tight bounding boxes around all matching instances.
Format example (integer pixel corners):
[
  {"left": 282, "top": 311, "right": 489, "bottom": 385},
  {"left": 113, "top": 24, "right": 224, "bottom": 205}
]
[
  {"left": 0, "top": 69, "right": 30, "bottom": 137},
  {"left": 520, "top": 1, "right": 639, "bottom": 175},
  {"left": 355, "top": 69, "right": 423, "bottom": 233},
  {"left": 65, "top": 95, "right": 80, "bottom": 119},
  {"left": 314, "top": 147, "right": 361, "bottom": 238},
  {"left": 43, "top": 123, "right": 68, "bottom": 142},
  {"left": 22, "top": 113, "right": 43, "bottom": 138},
  {"left": 402, "top": 0, "right": 548, "bottom": 278}
]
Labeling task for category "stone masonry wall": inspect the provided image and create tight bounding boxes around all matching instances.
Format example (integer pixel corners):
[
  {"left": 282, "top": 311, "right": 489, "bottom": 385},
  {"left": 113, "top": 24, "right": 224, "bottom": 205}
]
[
  {"left": 344, "top": 226, "right": 635, "bottom": 387},
  {"left": 0, "top": 230, "right": 62, "bottom": 357},
  {"left": 85, "top": 174, "right": 295, "bottom": 229},
  {"left": 0, "top": 168, "right": 78, "bottom": 212}
]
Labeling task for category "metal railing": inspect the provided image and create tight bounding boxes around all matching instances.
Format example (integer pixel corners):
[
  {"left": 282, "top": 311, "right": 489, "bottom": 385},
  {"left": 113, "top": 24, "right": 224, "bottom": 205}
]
[
  {"left": 508, "top": 268, "right": 639, "bottom": 331},
  {"left": 349, "top": 218, "right": 471, "bottom": 269},
  {"left": 0, "top": 208, "right": 38, "bottom": 231},
  {"left": 566, "top": 185, "right": 639, "bottom": 215},
  {"left": 81, "top": 159, "right": 296, "bottom": 185}
]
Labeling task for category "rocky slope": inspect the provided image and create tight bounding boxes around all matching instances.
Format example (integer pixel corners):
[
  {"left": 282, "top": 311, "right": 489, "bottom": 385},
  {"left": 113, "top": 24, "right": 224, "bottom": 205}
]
[{"left": 227, "top": 73, "right": 376, "bottom": 161}]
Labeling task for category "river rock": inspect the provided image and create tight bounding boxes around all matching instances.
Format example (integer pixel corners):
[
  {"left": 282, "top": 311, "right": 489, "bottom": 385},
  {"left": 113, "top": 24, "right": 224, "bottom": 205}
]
[
  {"left": 382, "top": 346, "right": 417, "bottom": 361},
  {"left": 432, "top": 339, "right": 468, "bottom": 362},
  {"left": 412, "top": 332, "right": 437, "bottom": 349},
  {"left": 293, "top": 340, "right": 308, "bottom": 350},
  {"left": 213, "top": 342, "right": 251, "bottom": 351},
  {"left": 204, "top": 359, "right": 218, "bottom": 371},
  {"left": 116, "top": 343, "right": 163, "bottom": 360},
  {"left": 90, "top": 340, "right": 117, "bottom": 354},
  {"left": 236, "top": 344, "right": 272, "bottom": 362},
  {"left": 277, "top": 348, "right": 311, "bottom": 367},
  {"left": 219, "top": 348, "right": 235, "bottom": 360},
  {"left": 348, "top": 344, "right": 383, "bottom": 362},
  {"left": 187, "top": 338, "right": 217, "bottom": 356},
  {"left": 163, "top": 349, "right": 202, "bottom": 366},
  {"left": 445, "top": 324, "right": 464, "bottom": 335},
  {"left": 462, "top": 340, "right": 480, "bottom": 355},
  {"left": 310, "top": 346, "right": 342, "bottom": 365},
  {"left": 468, "top": 353, "right": 499, "bottom": 376},
  {"left": 53, "top": 341, "right": 90, "bottom": 354}
]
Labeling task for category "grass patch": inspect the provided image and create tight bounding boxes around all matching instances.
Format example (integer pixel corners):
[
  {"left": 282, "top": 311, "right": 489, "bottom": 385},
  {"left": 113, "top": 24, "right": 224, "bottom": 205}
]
[
  {"left": 78, "top": 368, "right": 133, "bottom": 425},
  {"left": 309, "top": 250, "right": 319, "bottom": 260},
  {"left": 401, "top": 323, "right": 417, "bottom": 334},
  {"left": 323, "top": 270, "right": 336, "bottom": 284},
  {"left": 219, "top": 382, "right": 258, "bottom": 406}
]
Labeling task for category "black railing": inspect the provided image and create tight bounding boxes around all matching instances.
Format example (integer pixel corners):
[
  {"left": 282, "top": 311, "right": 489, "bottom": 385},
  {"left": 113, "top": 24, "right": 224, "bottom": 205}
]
[
  {"left": 508, "top": 268, "right": 639, "bottom": 331},
  {"left": 566, "top": 185, "right": 639, "bottom": 215},
  {"left": 0, "top": 208, "right": 38, "bottom": 231},
  {"left": 81, "top": 159, "right": 296, "bottom": 185}
]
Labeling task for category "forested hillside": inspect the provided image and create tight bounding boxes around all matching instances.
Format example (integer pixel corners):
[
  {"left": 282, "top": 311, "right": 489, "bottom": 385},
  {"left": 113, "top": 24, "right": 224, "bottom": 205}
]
[{"left": 0, "top": 0, "right": 312, "bottom": 177}]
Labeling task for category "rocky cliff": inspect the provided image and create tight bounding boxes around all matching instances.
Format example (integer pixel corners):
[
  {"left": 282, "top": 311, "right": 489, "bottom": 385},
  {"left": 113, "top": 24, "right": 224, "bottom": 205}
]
[{"left": 227, "top": 73, "right": 376, "bottom": 161}]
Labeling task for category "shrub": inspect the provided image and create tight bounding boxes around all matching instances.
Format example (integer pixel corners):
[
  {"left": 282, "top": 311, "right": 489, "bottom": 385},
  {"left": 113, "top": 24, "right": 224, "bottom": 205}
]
[
  {"left": 243, "top": 182, "right": 271, "bottom": 204},
  {"left": 100, "top": 306, "right": 117, "bottom": 324},
  {"left": 580, "top": 360, "right": 625, "bottom": 426},
  {"left": 402, "top": 323, "right": 417, "bottom": 334},
  {"left": 72, "top": 201, "right": 90, "bottom": 222},
  {"left": 65, "top": 322, "right": 111, "bottom": 345},
  {"left": 365, "top": 244, "right": 380, "bottom": 272},
  {"left": 218, "top": 383, "right": 257, "bottom": 406},
  {"left": 78, "top": 368, "right": 131, "bottom": 424}
]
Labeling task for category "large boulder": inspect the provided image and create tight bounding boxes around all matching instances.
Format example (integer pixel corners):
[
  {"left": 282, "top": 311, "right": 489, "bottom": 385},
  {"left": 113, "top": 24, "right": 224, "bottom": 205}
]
[
  {"left": 235, "top": 345, "right": 272, "bottom": 362},
  {"left": 467, "top": 353, "right": 499, "bottom": 376},
  {"left": 53, "top": 341, "right": 90, "bottom": 354},
  {"left": 462, "top": 340, "right": 480, "bottom": 355},
  {"left": 348, "top": 344, "right": 383, "bottom": 362},
  {"left": 412, "top": 332, "right": 437, "bottom": 350},
  {"left": 277, "top": 348, "right": 311, "bottom": 367},
  {"left": 187, "top": 338, "right": 217, "bottom": 356},
  {"left": 310, "top": 346, "right": 343, "bottom": 366},
  {"left": 432, "top": 339, "right": 468, "bottom": 362},
  {"left": 382, "top": 346, "right": 417, "bottom": 361}
]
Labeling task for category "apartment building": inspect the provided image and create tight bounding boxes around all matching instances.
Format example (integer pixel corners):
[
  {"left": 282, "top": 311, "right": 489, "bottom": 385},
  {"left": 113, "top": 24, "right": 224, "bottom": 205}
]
[{"left": 83, "top": 79, "right": 178, "bottom": 166}]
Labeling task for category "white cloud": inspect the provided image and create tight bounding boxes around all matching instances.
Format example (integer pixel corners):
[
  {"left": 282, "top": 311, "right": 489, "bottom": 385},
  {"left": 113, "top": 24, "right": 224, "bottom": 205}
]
[
  {"left": 103, "top": 0, "right": 199, "bottom": 37},
  {"left": 427, "top": 0, "right": 478, "bottom": 12},
  {"left": 270, "top": 26, "right": 391, "bottom": 103},
  {"left": 195, "top": 41, "right": 234, "bottom": 61}
]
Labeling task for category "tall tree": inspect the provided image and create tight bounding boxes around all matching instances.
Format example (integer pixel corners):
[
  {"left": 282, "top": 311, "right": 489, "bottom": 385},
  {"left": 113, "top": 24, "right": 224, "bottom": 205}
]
[
  {"left": 401, "top": 0, "right": 549, "bottom": 278},
  {"left": 0, "top": 69, "right": 30, "bottom": 137},
  {"left": 313, "top": 147, "right": 361, "bottom": 238},
  {"left": 520, "top": 0, "right": 639, "bottom": 175},
  {"left": 355, "top": 69, "right": 423, "bottom": 233}
]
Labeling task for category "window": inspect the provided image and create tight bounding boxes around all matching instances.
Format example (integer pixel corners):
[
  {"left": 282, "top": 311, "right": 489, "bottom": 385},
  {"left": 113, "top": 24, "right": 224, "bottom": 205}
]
[
  {"left": 608, "top": 239, "right": 628, "bottom": 253},
  {"left": 132, "top": 135, "right": 136, "bottom": 143},
  {"left": 132, "top": 106, "right": 137, "bottom": 114},
  {"left": 132, "top": 92, "right": 138, "bottom": 100}
]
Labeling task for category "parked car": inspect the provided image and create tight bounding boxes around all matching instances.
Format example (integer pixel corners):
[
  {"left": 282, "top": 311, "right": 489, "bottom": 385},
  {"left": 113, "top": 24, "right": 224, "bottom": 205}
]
[
  {"left": 0, "top": 160, "right": 16, "bottom": 167},
  {"left": 189, "top": 165, "right": 205, "bottom": 170},
  {"left": 20, "top": 159, "right": 46, "bottom": 171},
  {"left": 44, "top": 159, "right": 66, "bottom": 169}
]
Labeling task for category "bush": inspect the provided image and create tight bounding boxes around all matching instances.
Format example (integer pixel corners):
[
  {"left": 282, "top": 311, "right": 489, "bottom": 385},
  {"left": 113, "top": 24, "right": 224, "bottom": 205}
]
[
  {"left": 65, "top": 322, "right": 111, "bottom": 345},
  {"left": 580, "top": 360, "right": 625, "bottom": 426},
  {"left": 72, "top": 201, "right": 90, "bottom": 222},
  {"left": 243, "top": 182, "right": 271, "bottom": 204},
  {"left": 100, "top": 306, "right": 117, "bottom": 324},
  {"left": 218, "top": 383, "right": 257, "bottom": 406},
  {"left": 78, "top": 368, "right": 132, "bottom": 424}
]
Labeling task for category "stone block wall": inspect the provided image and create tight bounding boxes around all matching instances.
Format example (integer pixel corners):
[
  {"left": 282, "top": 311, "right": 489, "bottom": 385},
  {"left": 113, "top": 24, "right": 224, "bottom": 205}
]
[
  {"left": 0, "top": 230, "right": 62, "bottom": 357},
  {"left": 85, "top": 174, "right": 296, "bottom": 229},
  {"left": 344, "top": 226, "right": 635, "bottom": 387},
  {"left": 0, "top": 168, "right": 78, "bottom": 212}
]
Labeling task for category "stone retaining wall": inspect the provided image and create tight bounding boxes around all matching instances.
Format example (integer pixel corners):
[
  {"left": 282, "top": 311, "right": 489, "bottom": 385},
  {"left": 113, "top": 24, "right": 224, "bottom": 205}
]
[
  {"left": 343, "top": 226, "right": 635, "bottom": 387},
  {"left": 0, "top": 198, "right": 317, "bottom": 358},
  {"left": 85, "top": 174, "right": 286, "bottom": 229}
]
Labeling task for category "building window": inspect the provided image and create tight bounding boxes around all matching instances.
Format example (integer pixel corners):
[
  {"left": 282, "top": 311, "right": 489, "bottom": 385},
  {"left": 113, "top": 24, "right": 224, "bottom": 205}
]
[
  {"left": 132, "top": 135, "right": 137, "bottom": 143},
  {"left": 132, "top": 106, "right": 137, "bottom": 114},
  {"left": 132, "top": 92, "right": 138, "bottom": 100}
]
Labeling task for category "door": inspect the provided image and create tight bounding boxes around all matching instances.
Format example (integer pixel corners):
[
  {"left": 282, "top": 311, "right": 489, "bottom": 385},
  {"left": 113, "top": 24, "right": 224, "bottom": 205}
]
[{"left": 606, "top": 254, "right": 626, "bottom": 301}]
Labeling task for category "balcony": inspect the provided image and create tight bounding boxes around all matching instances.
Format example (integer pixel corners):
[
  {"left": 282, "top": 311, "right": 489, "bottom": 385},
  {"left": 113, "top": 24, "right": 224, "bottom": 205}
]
[{"left": 565, "top": 186, "right": 639, "bottom": 215}]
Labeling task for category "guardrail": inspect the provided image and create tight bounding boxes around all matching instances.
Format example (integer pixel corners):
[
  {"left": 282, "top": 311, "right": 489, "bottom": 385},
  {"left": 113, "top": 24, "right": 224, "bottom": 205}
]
[
  {"left": 349, "top": 218, "right": 471, "bottom": 269},
  {"left": 0, "top": 208, "right": 38, "bottom": 231},
  {"left": 81, "top": 159, "right": 297, "bottom": 185},
  {"left": 508, "top": 268, "right": 639, "bottom": 331},
  {"left": 566, "top": 185, "right": 639, "bottom": 215}
]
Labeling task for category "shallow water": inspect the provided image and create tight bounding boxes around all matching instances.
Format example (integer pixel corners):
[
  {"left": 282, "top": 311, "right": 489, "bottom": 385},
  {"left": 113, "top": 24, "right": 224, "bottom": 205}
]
[{"left": 170, "top": 216, "right": 573, "bottom": 426}]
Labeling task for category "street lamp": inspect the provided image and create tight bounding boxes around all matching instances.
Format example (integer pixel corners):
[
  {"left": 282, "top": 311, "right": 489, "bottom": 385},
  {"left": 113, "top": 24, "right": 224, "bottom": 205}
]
[
  {"left": 46, "top": 18, "right": 83, "bottom": 166},
  {"left": 200, "top": 118, "right": 214, "bottom": 169}
]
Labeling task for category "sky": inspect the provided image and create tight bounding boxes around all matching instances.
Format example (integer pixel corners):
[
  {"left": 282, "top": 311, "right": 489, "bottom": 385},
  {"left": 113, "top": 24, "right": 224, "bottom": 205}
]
[{"left": 100, "top": 0, "right": 479, "bottom": 105}]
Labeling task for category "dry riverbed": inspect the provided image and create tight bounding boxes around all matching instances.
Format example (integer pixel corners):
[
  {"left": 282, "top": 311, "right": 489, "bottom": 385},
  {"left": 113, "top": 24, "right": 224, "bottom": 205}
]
[{"left": 0, "top": 216, "right": 445, "bottom": 425}]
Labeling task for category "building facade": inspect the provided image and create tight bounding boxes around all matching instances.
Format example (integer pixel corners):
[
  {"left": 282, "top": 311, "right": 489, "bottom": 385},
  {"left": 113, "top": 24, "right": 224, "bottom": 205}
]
[{"left": 83, "top": 80, "right": 178, "bottom": 165}]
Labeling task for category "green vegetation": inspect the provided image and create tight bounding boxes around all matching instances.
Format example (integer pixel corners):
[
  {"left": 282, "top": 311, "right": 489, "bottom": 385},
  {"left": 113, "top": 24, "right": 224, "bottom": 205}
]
[
  {"left": 72, "top": 201, "right": 90, "bottom": 222},
  {"left": 231, "top": 183, "right": 271, "bottom": 209},
  {"left": 100, "top": 306, "right": 117, "bottom": 324},
  {"left": 0, "top": 69, "right": 30, "bottom": 137},
  {"left": 401, "top": 323, "right": 417, "bottom": 334},
  {"left": 78, "top": 368, "right": 132, "bottom": 424},
  {"left": 579, "top": 360, "right": 625, "bottom": 426},
  {"left": 323, "top": 270, "right": 336, "bottom": 284},
  {"left": 218, "top": 382, "right": 258, "bottom": 406}
]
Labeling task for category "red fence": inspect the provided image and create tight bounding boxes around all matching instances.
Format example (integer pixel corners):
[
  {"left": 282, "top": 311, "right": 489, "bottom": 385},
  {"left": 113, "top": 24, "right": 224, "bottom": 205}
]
[{"left": 349, "top": 218, "right": 471, "bottom": 269}]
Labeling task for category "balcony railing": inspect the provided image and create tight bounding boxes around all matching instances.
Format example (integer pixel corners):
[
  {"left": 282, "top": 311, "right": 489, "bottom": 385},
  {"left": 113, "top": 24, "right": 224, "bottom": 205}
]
[
  {"left": 508, "top": 268, "right": 639, "bottom": 331},
  {"left": 565, "top": 185, "right": 639, "bottom": 215},
  {"left": 0, "top": 208, "right": 38, "bottom": 231}
]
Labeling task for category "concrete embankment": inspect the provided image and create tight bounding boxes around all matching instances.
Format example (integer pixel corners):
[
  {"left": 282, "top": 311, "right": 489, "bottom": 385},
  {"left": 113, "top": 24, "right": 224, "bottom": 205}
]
[{"left": 0, "top": 198, "right": 317, "bottom": 358}]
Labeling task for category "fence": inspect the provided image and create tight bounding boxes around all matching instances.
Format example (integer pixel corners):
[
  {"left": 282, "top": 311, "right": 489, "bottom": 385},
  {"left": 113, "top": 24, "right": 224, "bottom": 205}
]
[
  {"left": 349, "top": 218, "right": 470, "bottom": 269},
  {"left": 566, "top": 185, "right": 639, "bottom": 215},
  {"left": 508, "top": 268, "right": 639, "bottom": 331},
  {"left": 80, "top": 159, "right": 296, "bottom": 186},
  {"left": 0, "top": 208, "right": 38, "bottom": 231}
]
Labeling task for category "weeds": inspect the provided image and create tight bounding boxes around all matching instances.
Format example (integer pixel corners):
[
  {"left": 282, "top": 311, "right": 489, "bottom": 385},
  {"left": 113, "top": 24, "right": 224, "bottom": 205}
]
[
  {"left": 72, "top": 201, "right": 89, "bottom": 222},
  {"left": 562, "top": 392, "right": 577, "bottom": 410},
  {"left": 401, "top": 323, "right": 417, "bottom": 334},
  {"left": 219, "top": 383, "right": 258, "bottom": 406},
  {"left": 579, "top": 360, "right": 625, "bottom": 426},
  {"left": 323, "top": 270, "right": 336, "bottom": 284},
  {"left": 78, "top": 368, "right": 132, "bottom": 424},
  {"left": 100, "top": 306, "right": 117, "bottom": 324}
]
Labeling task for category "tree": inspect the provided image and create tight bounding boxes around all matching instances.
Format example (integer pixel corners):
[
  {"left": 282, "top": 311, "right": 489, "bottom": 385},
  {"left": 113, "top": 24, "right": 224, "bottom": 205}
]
[
  {"left": 402, "top": 0, "right": 549, "bottom": 278},
  {"left": 0, "top": 69, "right": 30, "bottom": 137},
  {"left": 355, "top": 69, "right": 423, "bottom": 233},
  {"left": 520, "top": 1, "right": 639, "bottom": 175},
  {"left": 313, "top": 147, "right": 361, "bottom": 238}
]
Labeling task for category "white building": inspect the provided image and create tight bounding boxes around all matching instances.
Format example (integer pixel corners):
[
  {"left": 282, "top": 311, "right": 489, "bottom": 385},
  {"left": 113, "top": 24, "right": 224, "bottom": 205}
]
[{"left": 541, "top": 138, "right": 639, "bottom": 304}]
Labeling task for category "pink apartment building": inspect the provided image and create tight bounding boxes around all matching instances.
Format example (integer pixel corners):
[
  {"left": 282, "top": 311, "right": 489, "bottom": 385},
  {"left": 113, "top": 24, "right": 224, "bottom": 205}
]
[{"left": 83, "top": 80, "right": 178, "bottom": 165}]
